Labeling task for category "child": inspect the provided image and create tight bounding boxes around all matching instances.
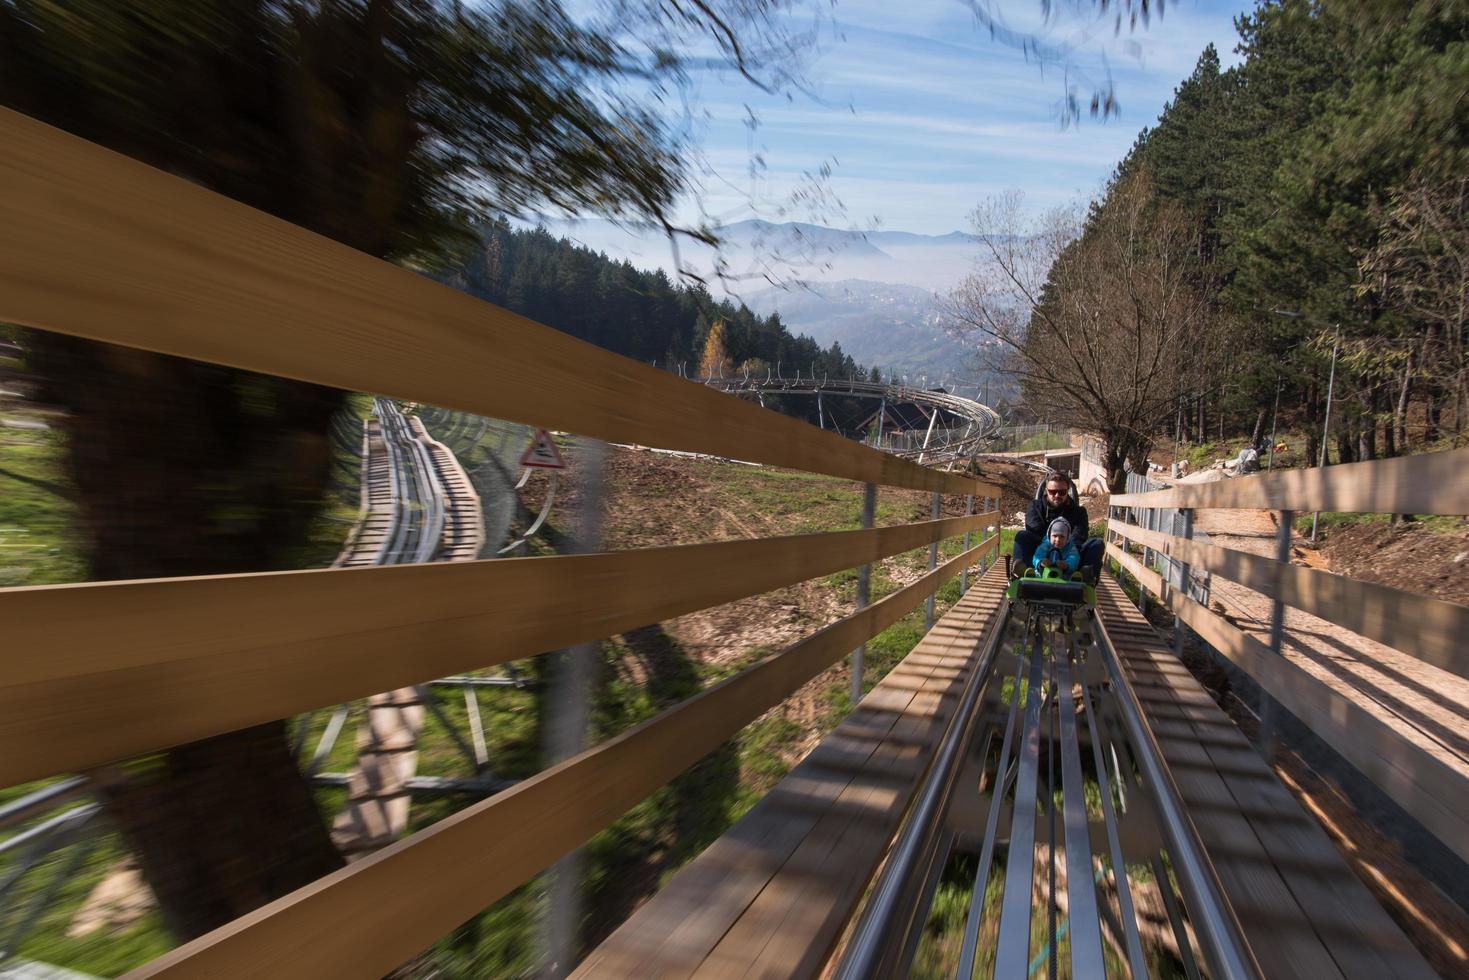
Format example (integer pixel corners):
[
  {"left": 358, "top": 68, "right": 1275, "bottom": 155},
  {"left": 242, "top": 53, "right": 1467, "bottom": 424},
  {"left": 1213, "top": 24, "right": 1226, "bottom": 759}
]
[{"left": 1033, "top": 517, "right": 1080, "bottom": 575}]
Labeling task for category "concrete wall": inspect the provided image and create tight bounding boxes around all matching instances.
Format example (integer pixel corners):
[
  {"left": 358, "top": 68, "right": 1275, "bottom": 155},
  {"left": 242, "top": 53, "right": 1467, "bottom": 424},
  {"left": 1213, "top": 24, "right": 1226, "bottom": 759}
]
[
  {"left": 1078, "top": 435, "right": 1108, "bottom": 495},
  {"left": 1042, "top": 449, "right": 1081, "bottom": 479}
]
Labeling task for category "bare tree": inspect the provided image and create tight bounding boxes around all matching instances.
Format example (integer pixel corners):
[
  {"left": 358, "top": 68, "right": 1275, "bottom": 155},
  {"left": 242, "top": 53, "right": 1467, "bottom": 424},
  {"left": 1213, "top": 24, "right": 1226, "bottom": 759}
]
[
  {"left": 946, "top": 170, "right": 1223, "bottom": 490},
  {"left": 1360, "top": 175, "right": 1469, "bottom": 447}
]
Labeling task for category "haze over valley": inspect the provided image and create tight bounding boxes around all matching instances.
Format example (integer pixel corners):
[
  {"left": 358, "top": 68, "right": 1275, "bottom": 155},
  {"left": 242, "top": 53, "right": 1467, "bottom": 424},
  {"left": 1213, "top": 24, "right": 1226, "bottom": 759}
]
[{"left": 532, "top": 217, "right": 1000, "bottom": 384}]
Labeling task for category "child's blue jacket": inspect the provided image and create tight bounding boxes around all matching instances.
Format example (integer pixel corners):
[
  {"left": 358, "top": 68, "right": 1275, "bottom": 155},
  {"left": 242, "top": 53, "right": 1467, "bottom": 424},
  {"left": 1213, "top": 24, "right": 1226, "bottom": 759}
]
[{"left": 1034, "top": 539, "right": 1080, "bottom": 574}]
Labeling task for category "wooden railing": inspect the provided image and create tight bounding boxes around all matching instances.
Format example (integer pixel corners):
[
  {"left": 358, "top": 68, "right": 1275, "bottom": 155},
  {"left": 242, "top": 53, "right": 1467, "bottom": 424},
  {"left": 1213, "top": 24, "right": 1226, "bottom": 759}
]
[
  {"left": 1108, "top": 450, "right": 1469, "bottom": 865},
  {"left": 0, "top": 107, "right": 1000, "bottom": 978}
]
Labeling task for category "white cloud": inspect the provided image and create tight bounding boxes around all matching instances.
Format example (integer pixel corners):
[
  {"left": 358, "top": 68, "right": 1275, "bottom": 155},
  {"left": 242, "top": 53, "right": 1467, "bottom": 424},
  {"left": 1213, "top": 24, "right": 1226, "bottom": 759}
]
[{"left": 665, "top": 0, "right": 1252, "bottom": 234}]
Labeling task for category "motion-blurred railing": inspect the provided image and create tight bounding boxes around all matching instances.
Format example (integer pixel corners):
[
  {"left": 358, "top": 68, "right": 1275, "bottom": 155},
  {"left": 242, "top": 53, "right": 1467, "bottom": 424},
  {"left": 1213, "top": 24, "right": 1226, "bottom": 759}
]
[{"left": 0, "top": 107, "right": 1000, "bottom": 978}]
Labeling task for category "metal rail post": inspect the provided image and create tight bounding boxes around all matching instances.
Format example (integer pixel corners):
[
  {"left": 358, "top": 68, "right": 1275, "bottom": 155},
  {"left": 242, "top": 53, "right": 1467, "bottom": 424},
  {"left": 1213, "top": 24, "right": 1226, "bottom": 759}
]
[
  {"left": 1134, "top": 505, "right": 1145, "bottom": 575},
  {"left": 543, "top": 436, "right": 607, "bottom": 979},
  {"left": 977, "top": 497, "right": 989, "bottom": 575},
  {"left": 1268, "top": 511, "right": 1294, "bottom": 653},
  {"left": 960, "top": 494, "right": 973, "bottom": 594},
  {"left": 988, "top": 495, "right": 998, "bottom": 573},
  {"left": 917, "top": 404, "right": 939, "bottom": 465},
  {"left": 1260, "top": 509, "right": 1295, "bottom": 755},
  {"left": 851, "top": 482, "right": 877, "bottom": 705},
  {"left": 925, "top": 492, "right": 940, "bottom": 631},
  {"left": 1138, "top": 507, "right": 1151, "bottom": 618},
  {"left": 1173, "top": 508, "right": 1194, "bottom": 658},
  {"left": 987, "top": 496, "right": 996, "bottom": 573}
]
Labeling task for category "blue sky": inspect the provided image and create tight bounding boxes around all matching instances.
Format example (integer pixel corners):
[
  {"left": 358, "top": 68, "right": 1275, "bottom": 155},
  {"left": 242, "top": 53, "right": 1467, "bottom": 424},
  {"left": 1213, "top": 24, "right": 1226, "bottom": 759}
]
[{"left": 673, "top": 0, "right": 1255, "bottom": 234}]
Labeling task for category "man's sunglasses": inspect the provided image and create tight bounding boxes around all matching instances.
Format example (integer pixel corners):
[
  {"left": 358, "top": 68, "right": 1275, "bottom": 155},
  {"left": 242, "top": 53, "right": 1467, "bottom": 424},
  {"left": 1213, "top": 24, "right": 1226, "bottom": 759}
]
[{"left": 1046, "top": 487, "right": 1069, "bottom": 496}]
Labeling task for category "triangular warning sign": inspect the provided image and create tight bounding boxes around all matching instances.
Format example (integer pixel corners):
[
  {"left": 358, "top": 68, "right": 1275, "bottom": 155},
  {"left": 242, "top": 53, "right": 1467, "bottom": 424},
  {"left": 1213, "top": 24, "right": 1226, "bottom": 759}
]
[{"left": 519, "top": 428, "right": 566, "bottom": 470}]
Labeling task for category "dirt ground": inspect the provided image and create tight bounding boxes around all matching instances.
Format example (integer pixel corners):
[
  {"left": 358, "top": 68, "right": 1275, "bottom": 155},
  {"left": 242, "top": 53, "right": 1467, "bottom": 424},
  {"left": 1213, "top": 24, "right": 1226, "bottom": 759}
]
[
  {"left": 973, "top": 459, "right": 1042, "bottom": 522},
  {"left": 519, "top": 444, "right": 983, "bottom": 762},
  {"left": 1318, "top": 517, "right": 1469, "bottom": 607}
]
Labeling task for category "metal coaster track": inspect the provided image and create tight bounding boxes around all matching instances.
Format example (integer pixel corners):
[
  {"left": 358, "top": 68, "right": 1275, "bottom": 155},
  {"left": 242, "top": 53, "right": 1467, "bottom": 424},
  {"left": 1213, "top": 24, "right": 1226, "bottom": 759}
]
[
  {"left": 833, "top": 592, "right": 1260, "bottom": 980},
  {"left": 336, "top": 398, "right": 484, "bottom": 569},
  {"left": 321, "top": 398, "right": 496, "bottom": 853}
]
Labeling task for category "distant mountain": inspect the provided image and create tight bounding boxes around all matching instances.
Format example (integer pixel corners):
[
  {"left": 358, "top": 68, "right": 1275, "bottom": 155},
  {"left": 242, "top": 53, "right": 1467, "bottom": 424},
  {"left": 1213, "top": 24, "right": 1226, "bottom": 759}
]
[
  {"left": 743, "top": 279, "right": 984, "bottom": 383},
  {"left": 866, "top": 229, "right": 975, "bottom": 247},
  {"left": 714, "top": 220, "right": 891, "bottom": 259},
  {"left": 522, "top": 217, "right": 989, "bottom": 291}
]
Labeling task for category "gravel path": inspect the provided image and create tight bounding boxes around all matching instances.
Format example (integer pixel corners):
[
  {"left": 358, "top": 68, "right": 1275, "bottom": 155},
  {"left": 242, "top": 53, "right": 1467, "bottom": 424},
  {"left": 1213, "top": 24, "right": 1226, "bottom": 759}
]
[{"left": 1193, "top": 507, "right": 1469, "bottom": 781}]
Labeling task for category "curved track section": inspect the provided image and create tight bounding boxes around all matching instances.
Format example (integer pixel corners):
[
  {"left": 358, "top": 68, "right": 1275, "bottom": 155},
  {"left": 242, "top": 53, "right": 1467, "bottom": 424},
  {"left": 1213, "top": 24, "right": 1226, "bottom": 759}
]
[
  {"left": 414, "top": 406, "right": 530, "bottom": 559},
  {"left": 335, "top": 399, "right": 484, "bottom": 568},
  {"left": 409, "top": 415, "right": 485, "bottom": 562},
  {"left": 692, "top": 374, "right": 1002, "bottom": 465}
]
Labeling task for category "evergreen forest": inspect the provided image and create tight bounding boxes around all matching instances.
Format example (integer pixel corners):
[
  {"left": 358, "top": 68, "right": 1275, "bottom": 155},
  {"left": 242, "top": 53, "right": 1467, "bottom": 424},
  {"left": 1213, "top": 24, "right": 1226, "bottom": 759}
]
[
  {"left": 441, "top": 222, "right": 884, "bottom": 434},
  {"left": 1071, "top": 1, "right": 1465, "bottom": 468}
]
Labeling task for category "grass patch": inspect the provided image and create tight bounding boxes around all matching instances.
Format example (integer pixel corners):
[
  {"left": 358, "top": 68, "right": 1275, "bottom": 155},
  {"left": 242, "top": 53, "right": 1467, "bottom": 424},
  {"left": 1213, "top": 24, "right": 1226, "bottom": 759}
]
[
  {"left": 1181, "top": 440, "right": 1228, "bottom": 469},
  {"left": 424, "top": 879, "right": 544, "bottom": 978},
  {"left": 285, "top": 495, "right": 362, "bottom": 570},
  {"left": 1, "top": 822, "right": 174, "bottom": 976},
  {"left": 1296, "top": 511, "right": 1388, "bottom": 535},
  {"left": 0, "top": 419, "right": 83, "bottom": 586},
  {"left": 739, "top": 715, "right": 804, "bottom": 787},
  {"left": 1297, "top": 510, "right": 1466, "bottom": 537},
  {"left": 708, "top": 466, "right": 848, "bottom": 526},
  {"left": 1015, "top": 431, "right": 1071, "bottom": 452},
  {"left": 287, "top": 394, "right": 376, "bottom": 569}
]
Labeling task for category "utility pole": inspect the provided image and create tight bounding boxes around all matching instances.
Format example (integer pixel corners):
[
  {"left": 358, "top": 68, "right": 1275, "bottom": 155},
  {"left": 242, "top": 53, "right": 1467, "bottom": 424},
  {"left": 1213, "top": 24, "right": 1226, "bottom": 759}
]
[
  {"left": 1311, "top": 326, "right": 1341, "bottom": 544},
  {"left": 1173, "top": 394, "right": 1183, "bottom": 473},
  {"left": 1266, "top": 310, "right": 1348, "bottom": 540},
  {"left": 1267, "top": 379, "right": 1282, "bottom": 471}
]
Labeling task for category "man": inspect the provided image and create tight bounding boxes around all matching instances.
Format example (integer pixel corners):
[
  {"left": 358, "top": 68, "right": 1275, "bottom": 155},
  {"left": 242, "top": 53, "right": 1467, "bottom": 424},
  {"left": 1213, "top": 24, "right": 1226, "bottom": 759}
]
[{"left": 1014, "top": 472, "right": 1103, "bottom": 582}]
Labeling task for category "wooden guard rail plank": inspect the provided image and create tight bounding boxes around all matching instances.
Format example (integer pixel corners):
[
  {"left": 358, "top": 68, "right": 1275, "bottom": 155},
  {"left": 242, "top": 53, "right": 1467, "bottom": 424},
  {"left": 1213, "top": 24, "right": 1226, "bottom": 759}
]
[
  {"left": 1097, "top": 580, "right": 1433, "bottom": 979},
  {"left": 1103, "top": 544, "right": 1469, "bottom": 867},
  {"left": 1107, "top": 538, "right": 1165, "bottom": 599},
  {"left": 1108, "top": 519, "right": 1469, "bottom": 682},
  {"left": 1, "top": 513, "right": 998, "bottom": 787},
  {"left": 573, "top": 563, "right": 1010, "bottom": 979},
  {"left": 123, "top": 538, "right": 997, "bottom": 979},
  {"left": 0, "top": 107, "right": 992, "bottom": 499},
  {"left": 1109, "top": 448, "right": 1469, "bottom": 516}
]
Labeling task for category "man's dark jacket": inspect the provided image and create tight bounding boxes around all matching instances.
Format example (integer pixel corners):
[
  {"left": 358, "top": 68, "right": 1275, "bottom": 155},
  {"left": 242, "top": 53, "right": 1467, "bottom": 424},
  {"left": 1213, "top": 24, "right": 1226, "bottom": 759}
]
[{"left": 1024, "top": 494, "right": 1091, "bottom": 542}]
